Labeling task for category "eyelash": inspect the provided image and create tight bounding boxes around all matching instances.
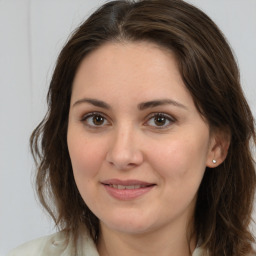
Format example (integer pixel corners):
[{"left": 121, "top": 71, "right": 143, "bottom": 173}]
[
  {"left": 80, "top": 112, "right": 110, "bottom": 128},
  {"left": 145, "top": 112, "right": 176, "bottom": 129},
  {"left": 80, "top": 112, "right": 176, "bottom": 129}
]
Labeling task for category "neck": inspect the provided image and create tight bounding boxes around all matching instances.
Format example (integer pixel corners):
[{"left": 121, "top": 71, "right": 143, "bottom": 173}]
[{"left": 97, "top": 221, "right": 196, "bottom": 256}]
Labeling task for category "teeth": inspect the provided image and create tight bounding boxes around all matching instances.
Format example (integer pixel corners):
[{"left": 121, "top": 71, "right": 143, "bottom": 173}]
[{"left": 109, "top": 184, "right": 147, "bottom": 189}]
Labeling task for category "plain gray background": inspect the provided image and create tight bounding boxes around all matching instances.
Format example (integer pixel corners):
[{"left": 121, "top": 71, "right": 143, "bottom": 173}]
[{"left": 1, "top": 1, "right": 256, "bottom": 255}]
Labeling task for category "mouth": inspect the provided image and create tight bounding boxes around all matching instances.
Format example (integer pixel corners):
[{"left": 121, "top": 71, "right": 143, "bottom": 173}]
[
  {"left": 101, "top": 179, "right": 156, "bottom": 200},
  {"left": 107, "top": 184, "right": 151, "bottom": 190},
  {"left": 101, "top": 179, "right": 155, "bottom": 189}
]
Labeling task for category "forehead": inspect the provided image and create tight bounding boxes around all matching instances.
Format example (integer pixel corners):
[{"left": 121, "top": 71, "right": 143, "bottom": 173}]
[
  {"left": 75, "top": 41, "right": 177, "bottom": 75},
  {"left": 71, "top": 41, "right": 194, "bottom": 108}
]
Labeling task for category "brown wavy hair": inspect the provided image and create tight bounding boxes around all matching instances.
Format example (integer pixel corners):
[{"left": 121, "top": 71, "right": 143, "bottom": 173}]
[{"left": 30, "top": 0, "right": 256, "bottom": 255}]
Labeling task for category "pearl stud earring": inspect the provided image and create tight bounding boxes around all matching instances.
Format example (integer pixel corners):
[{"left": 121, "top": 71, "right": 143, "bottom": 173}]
[{"left": 212, "top": 159, "right": 217, "bottom": 164}]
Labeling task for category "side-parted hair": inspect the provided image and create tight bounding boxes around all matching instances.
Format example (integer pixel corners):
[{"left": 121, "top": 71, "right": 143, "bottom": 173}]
[{"left": 30, "top": 0, "right": 256, "bottom": 255}]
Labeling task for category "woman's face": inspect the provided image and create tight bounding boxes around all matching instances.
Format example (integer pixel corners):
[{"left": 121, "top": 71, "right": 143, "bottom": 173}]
[{"left": 67, "top": 42, "right": 217, "bottom": 236}]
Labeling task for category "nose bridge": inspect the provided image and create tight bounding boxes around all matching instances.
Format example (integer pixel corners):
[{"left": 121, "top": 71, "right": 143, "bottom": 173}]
[
  {"left": 115, "top": 124, "right": 131, "bottom": 147},
  {"left": 106, "top": 122, "right": 143, "bottom": 169}
]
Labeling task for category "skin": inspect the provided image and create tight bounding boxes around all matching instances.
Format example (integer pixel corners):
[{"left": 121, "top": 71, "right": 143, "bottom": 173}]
[{"left": 67, "top": 41, "right": 226, "bottom": 256}]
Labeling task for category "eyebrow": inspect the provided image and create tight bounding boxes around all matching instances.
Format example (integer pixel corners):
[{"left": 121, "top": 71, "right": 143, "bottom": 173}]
[
  {"left": 138, "top": 99, "right": 187, "bottom": 110},
  {"left": 72, "top": 98, "right": 111, "bottom": 109},
  {"left": 72, "top": 98, "right": 187, "bottom": 111}
]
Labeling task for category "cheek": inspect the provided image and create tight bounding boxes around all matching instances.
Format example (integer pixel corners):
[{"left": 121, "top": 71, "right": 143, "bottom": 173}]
[
  {"left": 67, "top": 129, "right": 106, "bottom": 180},
  {"left": 67, "top": 131, "right": 108, "bottom": 207},
  {"left": 148, "top": 134, "right": 209, "bottom": 183}
]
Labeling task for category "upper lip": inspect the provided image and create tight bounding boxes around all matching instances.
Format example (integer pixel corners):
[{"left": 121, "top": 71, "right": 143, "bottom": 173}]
[{"left": 101, "top": 179, "right": 155, "bottom": 186}]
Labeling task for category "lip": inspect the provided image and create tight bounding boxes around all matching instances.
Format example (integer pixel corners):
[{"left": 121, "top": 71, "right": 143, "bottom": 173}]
[{"left": 101, "top": 179, "right": 156, "bottom": 201}]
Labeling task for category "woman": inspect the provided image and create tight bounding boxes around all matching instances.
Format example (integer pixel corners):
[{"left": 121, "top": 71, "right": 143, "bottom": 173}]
[{"left": 8, "top": 0, "right": 256, "bottom": 255}]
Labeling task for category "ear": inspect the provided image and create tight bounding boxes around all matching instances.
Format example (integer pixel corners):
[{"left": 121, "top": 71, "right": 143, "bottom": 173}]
[{"left": 206, "top": 128, "right": 231, "bottom": 168}]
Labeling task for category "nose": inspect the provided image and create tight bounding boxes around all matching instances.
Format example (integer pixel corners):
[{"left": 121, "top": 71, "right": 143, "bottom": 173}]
[{"left": 106, "top": 127, "right": 144, "bottom": 170}]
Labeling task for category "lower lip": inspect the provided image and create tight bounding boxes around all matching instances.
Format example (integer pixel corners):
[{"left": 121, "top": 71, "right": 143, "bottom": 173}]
[{"left": 103, "top": 185, "right": 155, "bottom": 200}]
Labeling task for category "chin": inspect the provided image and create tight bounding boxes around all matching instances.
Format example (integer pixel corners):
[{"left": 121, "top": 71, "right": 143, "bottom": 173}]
[{"left": 100, "top": 213, "right": 158, "bottom": 235}]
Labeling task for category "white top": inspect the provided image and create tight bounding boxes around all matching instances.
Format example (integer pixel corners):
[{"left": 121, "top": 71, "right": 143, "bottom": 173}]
[{"left": 7, "top": 229, "right": 205, "bottom": 256}]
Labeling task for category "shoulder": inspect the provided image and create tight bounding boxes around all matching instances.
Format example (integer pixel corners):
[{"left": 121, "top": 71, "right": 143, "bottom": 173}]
[
  {"left": 7, "top": 231, "right": 69, "bottom": 256},
  {"left": 7, "top": 227, "right": 99, "bottom": 256},
  {"left": 192, "top": 247, "right": 208, "bottom": 256}
]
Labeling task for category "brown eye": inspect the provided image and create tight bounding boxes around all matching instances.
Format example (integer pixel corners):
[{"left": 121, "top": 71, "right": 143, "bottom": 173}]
[
  {"left": 93, "top": 115, "right": 105, "bottom": 125},
  {"left": 81, "top": 112, "right": 109, "bottom": 127},
  {"left": 154, "top": 116, "right": 167, "bottom": 126},
  {"left": 145, "top": 113, "right": 175, "bottom": 129}
]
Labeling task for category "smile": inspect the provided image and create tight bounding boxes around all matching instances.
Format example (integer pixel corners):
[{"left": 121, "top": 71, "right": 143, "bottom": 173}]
[
  {"left": 108, "top": 184, "right": 149, "bottom": 189},
  {"left": 101, "top": 179, "right": 155, "bottom": 200}
]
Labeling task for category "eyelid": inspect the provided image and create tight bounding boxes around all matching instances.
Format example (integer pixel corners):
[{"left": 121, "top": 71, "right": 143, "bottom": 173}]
[
  {"left": 146, "top": 112, "right": 176, "bottom": 121},
  {"left": 80, "top": 111, "right": 108, "bottom": 121}
]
